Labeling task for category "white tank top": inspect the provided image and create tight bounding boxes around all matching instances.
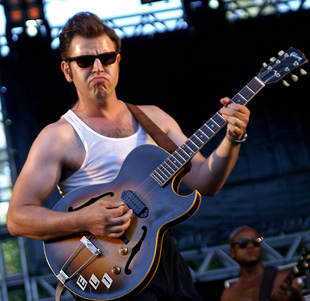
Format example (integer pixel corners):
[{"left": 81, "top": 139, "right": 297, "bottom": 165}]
[{"left": 58, "top": 109, "right": 156, "bottom": 195}]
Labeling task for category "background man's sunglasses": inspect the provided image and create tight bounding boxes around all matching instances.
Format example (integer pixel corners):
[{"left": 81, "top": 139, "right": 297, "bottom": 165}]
[
  {"left": 67, "top": 51, "right": 118, "bottom": 68},
  {"left": 231, "top": 237, "right": 263, "bottom": 248}
]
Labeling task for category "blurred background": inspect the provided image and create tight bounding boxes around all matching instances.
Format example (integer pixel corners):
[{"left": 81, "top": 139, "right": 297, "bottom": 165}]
[{"left": 0, "top": 0, "right": 309, "bottom": 300}]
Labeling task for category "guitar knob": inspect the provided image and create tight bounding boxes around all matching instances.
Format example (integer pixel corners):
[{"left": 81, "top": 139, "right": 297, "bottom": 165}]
[
  {"left": 112, "top": 266, "right": 121, "bottom": 275},
  {"left": 278, "top": 50, "right": 285, "bottom": 56},
  {"left": 291, "top": 74, "right": 298, "bottom": 82},
  {"left": 282, "top": 80, "right": 290, "bottom": 87},
  {"left": 270, "top": 57, "right": 276, "bottom": 62},
  {"left": 300, "top": 68, "right": 308, "bottom": 76},
  {"left": 119, "top": 246, "right": 128, "bottom": 255},
  {"left": 262, "top": 62, "right": 268, "bottom": 67}
]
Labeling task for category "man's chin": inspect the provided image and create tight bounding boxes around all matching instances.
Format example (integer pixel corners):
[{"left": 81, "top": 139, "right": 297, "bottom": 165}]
[
  {"left": 94, "top": 86, "right": 107, "bottom": 100},
  {"left": 246, "top": 260, "right": 259, "bottom": 267}
]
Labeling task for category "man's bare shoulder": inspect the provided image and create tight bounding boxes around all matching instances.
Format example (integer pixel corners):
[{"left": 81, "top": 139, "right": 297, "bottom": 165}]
[
  {"left": 220, "top": 285, "right": 234, "bottom": 301},
  {"left": 137, "top": 105, "right": 180, "bottom": 131},
  {"left": 36, "top": 117, "right": 75, "bottom": 142},
  {"left": 137, "top": 105, "right": 166, "bottom": 118},
  {"left": 29, "top": 117, "right": 81, "bottom": 160}
]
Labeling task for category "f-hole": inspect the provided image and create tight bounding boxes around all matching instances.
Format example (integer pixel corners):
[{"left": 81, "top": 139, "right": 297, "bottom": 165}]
[
  {"left": 125, "top": 226, "right": 147, "bottom": 275},
  {"left": 68, "top": 192, "right": 114, "bottom": 211}
]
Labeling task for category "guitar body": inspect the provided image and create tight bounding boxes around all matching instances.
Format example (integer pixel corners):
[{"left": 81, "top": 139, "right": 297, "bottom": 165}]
[{"left": 43, "top": 144, "right": 201, "bottom": 300}]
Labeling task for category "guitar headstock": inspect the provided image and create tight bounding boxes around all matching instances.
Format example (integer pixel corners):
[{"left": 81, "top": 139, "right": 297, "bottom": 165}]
[{"left": 258, "top": 47, "right": 308, "bottom": 86}]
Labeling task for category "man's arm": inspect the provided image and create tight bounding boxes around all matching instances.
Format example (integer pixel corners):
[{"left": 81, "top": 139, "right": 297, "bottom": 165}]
[
  {"left": 140, "top": 97, "right": 250, "bottom": 196},
  {"left": 7, "top": 121, "right": 132, "bottom": 241}
]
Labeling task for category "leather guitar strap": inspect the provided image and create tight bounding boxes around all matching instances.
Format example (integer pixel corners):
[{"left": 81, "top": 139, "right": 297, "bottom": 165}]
[
  {"left": 258, "top": 266, "right": 278, "bottom": 300},
  {"left": 55, "top": 281, "right": 82, "bottom": 301},
  {"left": 127, "top": 103, "right": 192, "bottom": 172},
  {"left": 126, "top": 103, "right": 178, "bottom": 154},
  {"left": 54, "top": 103, "right": 179, "bottom": 301}
]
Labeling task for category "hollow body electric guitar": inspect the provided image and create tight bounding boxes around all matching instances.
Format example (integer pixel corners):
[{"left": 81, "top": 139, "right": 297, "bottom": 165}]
[{"left": 44, "top": 48, "right": 308, "bottom": 300}]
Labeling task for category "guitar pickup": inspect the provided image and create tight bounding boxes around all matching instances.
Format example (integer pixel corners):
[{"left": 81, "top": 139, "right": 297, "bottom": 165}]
[{"left": 121, "top": 190, "right": 149, "bottom": 218}]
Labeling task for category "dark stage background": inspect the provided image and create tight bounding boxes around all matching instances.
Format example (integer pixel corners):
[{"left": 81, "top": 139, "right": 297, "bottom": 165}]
[{"left": 0, "top": 8, "right": 309, "bottom": 298}]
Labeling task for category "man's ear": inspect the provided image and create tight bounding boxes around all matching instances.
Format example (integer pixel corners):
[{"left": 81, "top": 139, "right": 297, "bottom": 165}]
[{"left": 61, "top": 61, "right": 73, "bottom": 82}]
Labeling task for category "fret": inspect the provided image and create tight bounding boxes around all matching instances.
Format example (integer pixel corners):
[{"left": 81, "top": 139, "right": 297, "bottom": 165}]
[
  {"left": 250, "top": 77, "right": 265, "bottom": 92},
  {"left": 210, "top": 117, "right": 220, "bottom": 128},
  {"left": 186, "top": 139, "right": 200, "bottom": 152},
  {"left": 169, "top": 154, "right": 183, "bottom": 168},
  {"left": 155, "top": 167, "right": 170, "bottom": 181},
  {"left": 160, "top": 164, "right": 172, "bottom": 176},
  {"left": 253, "top": 76, "right": 265, "bottom": 88},
  {"left": 190, "top": 136, "right": 203, "bottom": 149},
  {"left": 204, "top": 122, "right": 216, "bottom": 134},
  {"left": 234, "top": 92, "right": 247, "bottom": 104},
  {"left": 193, "top": 133, "right": 204, "bottom": 145},
  {"left": 161, "top": 160, "right": 175, "bottom": 173},
  {"left": 245, "top": 85, "right": 255, "bottom": 94},
  {"left": 233, "top": 77, "right": 265, "bottom": 105},
  {"left": 197, "top": 128, "right": 209, "bottom": 140},
  {"left": 151, "top": 170, "right": 166, "bottom": 184},
  {"left": 162, "top": 160, "right": 178, "bottom": 177},
  {"left": 240, "top": 86, "right": 255, "bottom": 99},
  {"left": 180, "top": 144, "right": 194, "bottom": 157},
  {"left": 205, "top": 120, "right": 221, "bottom": 135},
  {"left": 165, "top": 157, "right": 178, "bottom": 170},
  {"left": 200, "top": 124, "right": 216, "bottom": 139},
  {"left": 182, "top": 142, "right": 195, "bottom": 153},
  {"left": 214, "top": 112, "right": 227, "bottom": 126},
  {"left": 173, "top": 150, "right": 188, "bottom": 166}
]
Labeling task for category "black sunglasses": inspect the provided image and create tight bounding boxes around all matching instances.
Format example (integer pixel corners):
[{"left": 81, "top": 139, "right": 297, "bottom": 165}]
[
  {"left": 231, "top": 237, "right": 263, "bottom": 249},
  {"left": 67, "top": 51, "right": 118, "bottom": 68}
]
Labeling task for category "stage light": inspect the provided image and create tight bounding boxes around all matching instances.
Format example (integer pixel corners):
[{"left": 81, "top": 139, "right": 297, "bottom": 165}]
[
  {"left": 27, "top": 5, "right": 41, "bottom": 19},
  {"left": 3, "top": 0, "right": 45, "bottom": 27},
  {"left": 2, "top": 0, "right": 51, "bottom": 54},
  {"left": 9, "top": 7, "right": 24, "bottom": 24}
]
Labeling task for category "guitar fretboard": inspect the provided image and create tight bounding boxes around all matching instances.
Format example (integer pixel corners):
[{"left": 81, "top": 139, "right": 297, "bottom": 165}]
[{"left": 151, "top": 76, "right": 265, "bottom": 186}]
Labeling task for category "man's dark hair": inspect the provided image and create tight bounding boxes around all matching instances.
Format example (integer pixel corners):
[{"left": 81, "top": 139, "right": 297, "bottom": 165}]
[{"left": 59, "top": 11, "right": 121, "bottom": 61}]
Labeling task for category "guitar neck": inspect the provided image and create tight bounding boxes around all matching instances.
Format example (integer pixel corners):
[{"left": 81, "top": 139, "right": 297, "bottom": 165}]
[{"left": 151, "top": 76, "right": 265, "bottom": 186}]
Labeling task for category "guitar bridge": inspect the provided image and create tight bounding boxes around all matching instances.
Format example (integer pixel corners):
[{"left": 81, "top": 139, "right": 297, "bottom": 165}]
[
  {"left": 80, "top": 236, "right": 101, "bottom": 257},
  {"left": 56, "top": 236, "right": 102, "bottom": 284}
]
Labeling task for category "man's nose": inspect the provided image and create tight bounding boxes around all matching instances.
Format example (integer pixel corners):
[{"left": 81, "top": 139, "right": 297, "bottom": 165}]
[{"left": 92, "top": 58, "right": 104, "bottom": 72}]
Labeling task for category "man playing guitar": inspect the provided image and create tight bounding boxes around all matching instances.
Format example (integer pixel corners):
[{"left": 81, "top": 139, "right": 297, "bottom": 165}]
[{"left": 7, "top": 11, "right": 250, "bottom": 300}]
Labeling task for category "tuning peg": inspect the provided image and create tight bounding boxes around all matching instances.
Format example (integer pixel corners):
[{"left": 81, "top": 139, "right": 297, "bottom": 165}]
[
  {"left": 291, "top": 74, "right": 298, "bottom": 82},
  {"left": 278, "top": 50, "right": 285, "bottom": 56},
  {"left": 282, "top": 80, "right": 290, "bottom": 87},
  {"left": 270, "top": 57, "right": 276, "bottom": 62},
  {"left": 262, "top": 62, "right": 268, "bottom": 67},
  {"left": 300, "top": 68, "right": 308, "bottom": 76}
]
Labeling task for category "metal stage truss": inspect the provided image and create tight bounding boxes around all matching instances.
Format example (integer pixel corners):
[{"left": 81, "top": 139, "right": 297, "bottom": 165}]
[
  {"left": 0, "top": 4, "right": 188, "bottom": 57},
  {"left": 1, "top": 230, "right": 310, "bottom": 300}
]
